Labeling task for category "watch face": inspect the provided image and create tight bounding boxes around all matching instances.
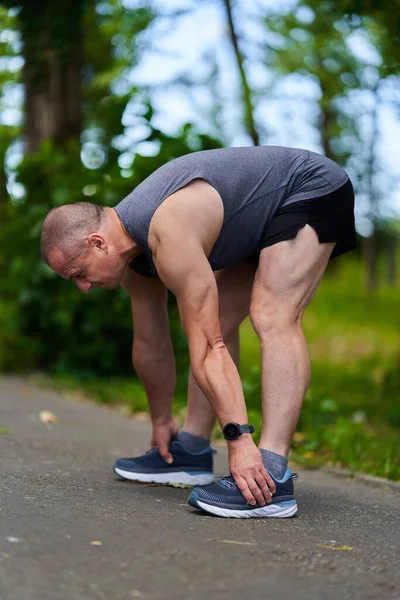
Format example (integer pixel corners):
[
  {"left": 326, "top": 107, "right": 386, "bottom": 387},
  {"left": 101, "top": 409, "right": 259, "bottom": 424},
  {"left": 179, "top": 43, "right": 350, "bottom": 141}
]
[{"left": 224, "top": 422, "right": 240, "bottom": 440}]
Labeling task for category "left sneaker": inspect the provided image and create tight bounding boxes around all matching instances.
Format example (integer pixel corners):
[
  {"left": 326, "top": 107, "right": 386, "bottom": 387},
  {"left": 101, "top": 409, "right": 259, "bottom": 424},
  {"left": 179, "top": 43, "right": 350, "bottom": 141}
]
[
  {"left": 113, "top": 439, "right": 215, "bottom": 486},
  {"left": 188, "top": 468, "right": 298, "bottom": 518}
]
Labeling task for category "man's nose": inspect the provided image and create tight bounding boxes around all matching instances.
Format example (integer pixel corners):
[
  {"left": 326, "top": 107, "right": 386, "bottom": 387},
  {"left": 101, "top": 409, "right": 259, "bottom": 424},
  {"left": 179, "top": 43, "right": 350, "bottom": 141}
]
[{"left": 75, "top": 280, "right": 92, "bottom": 294}]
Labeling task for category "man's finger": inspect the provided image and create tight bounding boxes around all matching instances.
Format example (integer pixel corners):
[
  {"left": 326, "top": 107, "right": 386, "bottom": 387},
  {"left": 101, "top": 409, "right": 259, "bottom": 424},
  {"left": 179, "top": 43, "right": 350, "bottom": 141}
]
[
  {"left": 235, "top": 476, "right": 257, "bottom": 506},
  {"left": 260, "top": 467, "right": 276, "bottom": 494},
  {"left": 159, "top": 444, "right": 173, "bottom": 464},
  {"left": 248, "top": 478, "right": 266, "bottom": 506},
  {"left": 254, "top": 471, "right": 272, "bottom": 503}
]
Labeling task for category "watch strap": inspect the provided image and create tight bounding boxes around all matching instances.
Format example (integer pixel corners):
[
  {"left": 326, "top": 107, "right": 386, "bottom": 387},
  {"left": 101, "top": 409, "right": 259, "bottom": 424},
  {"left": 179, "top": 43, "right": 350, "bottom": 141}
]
[{"left": 238, "top": 424, "right": 255, "bottom": 435}]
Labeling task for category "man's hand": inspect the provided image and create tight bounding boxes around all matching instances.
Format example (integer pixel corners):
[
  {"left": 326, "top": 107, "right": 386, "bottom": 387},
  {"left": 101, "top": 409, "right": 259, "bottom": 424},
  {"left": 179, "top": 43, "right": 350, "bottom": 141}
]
[
  {"left": 151, "top": 417, "right": 179, "bottom": 464},
  {"left": 228, "top": 437, "right": 276, "bottom": 506}
]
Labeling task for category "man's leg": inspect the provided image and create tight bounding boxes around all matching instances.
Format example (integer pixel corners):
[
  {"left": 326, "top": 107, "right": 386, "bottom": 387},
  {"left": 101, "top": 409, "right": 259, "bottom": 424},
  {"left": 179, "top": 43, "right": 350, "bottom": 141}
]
[
  {"left": 187, "top": 227, "right": 335, "bottom": 516},
  {"left": 249, "top": 225, "right": 335, "bottom": 470},
  {"left": 181, "top": 262, "right": 256, "bottom": 441}
]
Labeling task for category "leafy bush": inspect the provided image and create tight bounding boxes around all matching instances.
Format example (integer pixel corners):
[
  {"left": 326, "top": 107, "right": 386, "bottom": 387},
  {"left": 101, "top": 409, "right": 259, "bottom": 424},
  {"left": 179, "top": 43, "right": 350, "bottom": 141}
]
[{"left": 0, "top": 125, "right": 222, "bottom": 375}]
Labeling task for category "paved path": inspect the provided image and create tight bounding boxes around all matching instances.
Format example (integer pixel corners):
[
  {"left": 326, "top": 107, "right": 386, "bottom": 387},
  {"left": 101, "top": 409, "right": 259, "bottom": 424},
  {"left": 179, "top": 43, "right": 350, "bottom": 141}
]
[{"left": 1, "top": 376, "right": 399, "bottom": 600}]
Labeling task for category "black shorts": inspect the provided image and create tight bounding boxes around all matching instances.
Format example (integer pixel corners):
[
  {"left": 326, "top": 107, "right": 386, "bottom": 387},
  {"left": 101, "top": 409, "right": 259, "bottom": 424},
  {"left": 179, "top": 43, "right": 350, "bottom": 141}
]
[{"left": 248, "top": 178, "right": 356, "bottom": 262}]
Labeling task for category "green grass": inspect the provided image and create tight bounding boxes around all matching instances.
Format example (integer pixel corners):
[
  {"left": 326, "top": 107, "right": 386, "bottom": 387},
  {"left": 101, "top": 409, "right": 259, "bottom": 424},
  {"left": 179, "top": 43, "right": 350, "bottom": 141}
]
[{"left": 31, "top": 257, "right": 400, "bottom": 481}]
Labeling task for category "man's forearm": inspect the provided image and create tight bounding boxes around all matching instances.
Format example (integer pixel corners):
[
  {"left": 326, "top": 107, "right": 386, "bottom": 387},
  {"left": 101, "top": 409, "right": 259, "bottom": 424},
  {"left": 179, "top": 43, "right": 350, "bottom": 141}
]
[
  {"left": 190, "top": 339, "right": 249, "bottom": 429},
  {"left": 132, "top": 337, "right": 176, "bottom": 425}
]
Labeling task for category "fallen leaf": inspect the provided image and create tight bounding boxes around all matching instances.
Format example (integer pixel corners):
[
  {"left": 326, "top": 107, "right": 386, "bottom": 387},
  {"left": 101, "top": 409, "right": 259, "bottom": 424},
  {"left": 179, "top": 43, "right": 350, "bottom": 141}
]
[
  {"left": 90, "top": 540, "right": 103, "bottom": 546},
  {"left": 216, "top": 539, "right": 257, "bottom": 546},
  {"left": 0, "top": 427, "right": 11, "bottom": 434},
  {"left": 2, "top": 553, "right": 9, "bottom": 558},
  {"left": 170, "top": 483, "right": 192, "bottom": 489},
  {"left": 39, "top": 410, "right": 58, "bottom": 424},
  {"left": 293, "top": 432, "right": 306, "bottom": 443},
  {"left": 129, "top": 591, "right": 142, "bottom": 598},
  {"left": 316, "top": 544, "right": 353, "bottom": 551}
]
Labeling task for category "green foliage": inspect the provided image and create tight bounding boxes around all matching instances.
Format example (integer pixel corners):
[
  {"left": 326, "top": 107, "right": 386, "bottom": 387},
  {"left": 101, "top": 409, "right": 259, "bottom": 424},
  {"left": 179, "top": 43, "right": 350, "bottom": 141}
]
[
  {"left": 265, "top": 2, "right": 363, "bottom": 162},
  {"left": 307, "top": 0, "right": 400, "bottom": 76},
  {"left": 0, "top": 122, "right": 223, "bottom": 374},
  {"left": 0, "top": 0, "right": 223, "bottom": 375}
]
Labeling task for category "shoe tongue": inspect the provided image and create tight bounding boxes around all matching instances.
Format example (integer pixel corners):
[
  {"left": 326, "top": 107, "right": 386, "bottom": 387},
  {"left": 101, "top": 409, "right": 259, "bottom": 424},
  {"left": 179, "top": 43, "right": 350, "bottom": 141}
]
[{"left": 218, "top": 476, "right": 237, "bottom": 490}]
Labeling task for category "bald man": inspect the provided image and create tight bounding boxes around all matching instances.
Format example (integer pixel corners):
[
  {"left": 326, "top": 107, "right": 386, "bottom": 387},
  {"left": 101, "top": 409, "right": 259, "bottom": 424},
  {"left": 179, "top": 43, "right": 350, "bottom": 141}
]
[{"left": 41, "top": 146, "right": 356, "bottom": 518}]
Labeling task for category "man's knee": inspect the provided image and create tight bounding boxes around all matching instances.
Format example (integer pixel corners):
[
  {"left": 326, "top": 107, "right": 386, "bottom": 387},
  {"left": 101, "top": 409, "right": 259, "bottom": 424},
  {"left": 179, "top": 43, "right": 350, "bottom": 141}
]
[{"left": 249, "top": 295, "right": 301, "bottom": 339}]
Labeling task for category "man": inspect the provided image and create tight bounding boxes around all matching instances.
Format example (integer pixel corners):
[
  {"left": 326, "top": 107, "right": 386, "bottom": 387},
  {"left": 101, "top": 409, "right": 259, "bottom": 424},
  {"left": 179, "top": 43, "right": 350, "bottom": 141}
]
[{"left": 41, "top": 145, "right": 356, "bottom": 518}]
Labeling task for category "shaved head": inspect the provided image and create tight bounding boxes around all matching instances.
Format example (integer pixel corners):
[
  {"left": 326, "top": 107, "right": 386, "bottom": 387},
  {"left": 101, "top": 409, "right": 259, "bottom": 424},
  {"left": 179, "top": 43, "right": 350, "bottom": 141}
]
[
  {"left": 41, "top": 203, "right": 105, "bottom": 266},
  {"left": 41, "top": 201, "right": 140, "bottom": 293}
]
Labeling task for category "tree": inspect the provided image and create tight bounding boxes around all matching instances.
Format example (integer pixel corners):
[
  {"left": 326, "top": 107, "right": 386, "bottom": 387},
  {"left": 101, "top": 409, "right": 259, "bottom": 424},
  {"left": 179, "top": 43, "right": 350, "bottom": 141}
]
[{"left": 222, "top": 0, "right": 260, "bottom": 145}]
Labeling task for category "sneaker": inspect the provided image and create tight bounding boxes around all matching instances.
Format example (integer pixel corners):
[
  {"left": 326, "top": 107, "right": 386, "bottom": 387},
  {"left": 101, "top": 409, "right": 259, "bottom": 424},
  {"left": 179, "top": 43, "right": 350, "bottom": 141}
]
[
  {"left": 187, "top": 469, "right": 298, "bottom": 518},
  {"left": 113, "top": 439, "right": 215, "bottom": 486}
]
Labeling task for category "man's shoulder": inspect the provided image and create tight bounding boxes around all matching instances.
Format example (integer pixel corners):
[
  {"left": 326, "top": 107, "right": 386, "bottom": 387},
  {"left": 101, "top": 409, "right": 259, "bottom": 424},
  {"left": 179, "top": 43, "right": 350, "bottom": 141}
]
[{"left": 149, "top": 179, "right": 223, "bottom": 254}]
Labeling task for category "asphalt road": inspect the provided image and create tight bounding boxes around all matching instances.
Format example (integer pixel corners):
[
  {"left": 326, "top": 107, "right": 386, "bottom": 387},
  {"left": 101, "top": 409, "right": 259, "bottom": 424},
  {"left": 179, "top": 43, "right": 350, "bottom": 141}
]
[{"left": 1, "top": 375, "right": 399, "bottom": 600}]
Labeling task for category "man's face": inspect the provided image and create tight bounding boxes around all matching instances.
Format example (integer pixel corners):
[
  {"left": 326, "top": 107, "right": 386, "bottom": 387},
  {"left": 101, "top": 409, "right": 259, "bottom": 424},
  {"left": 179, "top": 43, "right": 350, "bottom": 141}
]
[{"left": 50, "top": 235, "right": 127, "bottom": 293}]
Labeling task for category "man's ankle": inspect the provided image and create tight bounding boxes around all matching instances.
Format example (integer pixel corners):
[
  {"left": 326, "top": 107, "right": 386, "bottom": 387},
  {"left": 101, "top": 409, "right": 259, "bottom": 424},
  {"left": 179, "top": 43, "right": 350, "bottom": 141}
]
[
  {"left": 259, "top": 448, "right": 288, "bottom": 480},
  {"left": 177, "top": 430, "right": 211, "bottom": 453}
]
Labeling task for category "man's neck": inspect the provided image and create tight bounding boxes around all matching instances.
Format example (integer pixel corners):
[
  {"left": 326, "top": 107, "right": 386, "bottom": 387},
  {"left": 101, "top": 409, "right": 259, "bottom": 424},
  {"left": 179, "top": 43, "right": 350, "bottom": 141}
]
[{"left": 108, "top": 207, "right": 142, "bottom": 262}]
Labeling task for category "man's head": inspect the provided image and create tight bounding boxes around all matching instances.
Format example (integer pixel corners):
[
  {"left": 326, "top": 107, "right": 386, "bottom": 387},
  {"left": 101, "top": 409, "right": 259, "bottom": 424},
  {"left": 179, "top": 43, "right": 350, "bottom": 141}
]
[{"left": 41, "top": 202, "right": 134, "bottom": 293}]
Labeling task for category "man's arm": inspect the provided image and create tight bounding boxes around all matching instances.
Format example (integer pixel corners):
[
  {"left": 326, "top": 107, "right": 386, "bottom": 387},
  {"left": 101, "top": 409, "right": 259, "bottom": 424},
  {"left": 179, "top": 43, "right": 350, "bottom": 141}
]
[
  {"left": 121, "top": 268, "right": 178, "bottom": 461},
  {"left": 152, "top": 235, "right": 276, "bottom": 505}
]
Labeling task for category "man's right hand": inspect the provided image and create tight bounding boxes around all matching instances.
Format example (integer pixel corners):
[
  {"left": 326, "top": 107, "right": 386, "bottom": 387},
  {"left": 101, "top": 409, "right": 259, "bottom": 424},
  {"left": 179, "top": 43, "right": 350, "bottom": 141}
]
[{"left": 151, "top": 417, "right": 179, "bottom": 464}]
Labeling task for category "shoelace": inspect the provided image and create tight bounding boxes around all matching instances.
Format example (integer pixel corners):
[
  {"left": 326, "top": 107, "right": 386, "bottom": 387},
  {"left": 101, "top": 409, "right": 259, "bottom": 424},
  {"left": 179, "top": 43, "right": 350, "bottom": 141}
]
[{"left": 219, "top": 476, "right": 237, "bottom": 490}]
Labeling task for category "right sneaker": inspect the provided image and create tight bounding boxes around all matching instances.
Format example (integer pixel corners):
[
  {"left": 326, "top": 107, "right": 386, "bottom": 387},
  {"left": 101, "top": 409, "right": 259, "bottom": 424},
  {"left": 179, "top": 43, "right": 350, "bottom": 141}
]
[
  {"left": 188, "top": 469, "right": 298, "bottom": 518},
  {"left": 113, "top": 439, "right": 215, "bottom": 486}
]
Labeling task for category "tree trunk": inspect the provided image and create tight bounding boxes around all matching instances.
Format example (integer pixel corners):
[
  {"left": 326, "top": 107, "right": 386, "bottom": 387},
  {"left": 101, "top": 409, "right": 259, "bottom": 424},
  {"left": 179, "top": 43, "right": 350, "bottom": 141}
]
[
  {"left": 222, "top": 0, "right": 260, "bottom": 146},
  {"left": 18, "top": 1, "right": 85, "bottom": 154},
  {"left": 24, "top": 47, "right": 82, "bottom": 154}
]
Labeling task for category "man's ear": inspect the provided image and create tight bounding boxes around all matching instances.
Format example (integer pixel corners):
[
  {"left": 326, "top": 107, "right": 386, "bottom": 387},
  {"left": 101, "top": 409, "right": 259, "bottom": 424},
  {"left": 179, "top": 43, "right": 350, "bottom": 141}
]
[{"left": 88, "top": 233, "right": 108, "bottom": 253}]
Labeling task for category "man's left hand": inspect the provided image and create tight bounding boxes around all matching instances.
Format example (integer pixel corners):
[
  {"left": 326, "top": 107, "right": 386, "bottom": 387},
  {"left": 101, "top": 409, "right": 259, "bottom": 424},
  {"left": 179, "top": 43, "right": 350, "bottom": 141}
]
[{"left": 228, "top": 436, "right": 276, "bottom": 506}]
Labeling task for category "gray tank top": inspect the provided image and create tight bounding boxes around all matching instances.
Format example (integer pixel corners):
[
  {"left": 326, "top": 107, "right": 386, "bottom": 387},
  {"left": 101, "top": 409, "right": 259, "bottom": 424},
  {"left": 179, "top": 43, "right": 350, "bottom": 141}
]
[{"left": 114, "top": 146, "right": 348, "bottom": 277}]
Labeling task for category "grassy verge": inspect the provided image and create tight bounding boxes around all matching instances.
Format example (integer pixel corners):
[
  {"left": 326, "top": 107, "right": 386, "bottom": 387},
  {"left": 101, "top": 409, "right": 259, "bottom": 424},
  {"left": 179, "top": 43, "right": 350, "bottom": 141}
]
[{"left": 31, "top": 258, "right": 400, "bottom": 481}]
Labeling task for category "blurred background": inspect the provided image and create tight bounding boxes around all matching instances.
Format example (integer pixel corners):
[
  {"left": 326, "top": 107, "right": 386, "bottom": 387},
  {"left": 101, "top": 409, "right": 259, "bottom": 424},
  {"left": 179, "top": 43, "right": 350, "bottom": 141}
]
[{"left": 0, "top": 0, "right": 399, "bottom": 478}]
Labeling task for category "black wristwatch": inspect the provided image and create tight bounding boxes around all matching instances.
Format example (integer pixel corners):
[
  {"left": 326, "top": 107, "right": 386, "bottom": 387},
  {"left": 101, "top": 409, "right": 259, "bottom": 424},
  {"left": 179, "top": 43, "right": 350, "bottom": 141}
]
[{"left": 222, "top": 422, "right": 256, "bottom": 441}]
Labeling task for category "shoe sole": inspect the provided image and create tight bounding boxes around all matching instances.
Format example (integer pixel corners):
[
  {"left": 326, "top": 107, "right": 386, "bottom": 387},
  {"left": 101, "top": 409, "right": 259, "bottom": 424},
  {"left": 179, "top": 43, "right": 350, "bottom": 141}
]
[
  {"left": 113, "top": 467, "right": 214, "bottom": 486},
  {"left": 192, "top": 497, "right": 298, "bottom": 518}
]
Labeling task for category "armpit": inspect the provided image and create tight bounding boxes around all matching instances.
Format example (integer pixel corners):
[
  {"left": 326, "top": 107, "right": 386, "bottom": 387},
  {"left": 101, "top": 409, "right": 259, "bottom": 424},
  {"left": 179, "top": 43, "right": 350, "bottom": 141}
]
[{"left": 129, "top": 254, "right": 159, "bottom": 279}]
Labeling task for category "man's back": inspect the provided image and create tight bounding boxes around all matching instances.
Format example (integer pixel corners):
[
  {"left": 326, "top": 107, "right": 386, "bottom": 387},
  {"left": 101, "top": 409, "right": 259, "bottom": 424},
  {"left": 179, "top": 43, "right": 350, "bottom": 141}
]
[{"left": 115, "top": 146, "right": 348, "bottom": 275}]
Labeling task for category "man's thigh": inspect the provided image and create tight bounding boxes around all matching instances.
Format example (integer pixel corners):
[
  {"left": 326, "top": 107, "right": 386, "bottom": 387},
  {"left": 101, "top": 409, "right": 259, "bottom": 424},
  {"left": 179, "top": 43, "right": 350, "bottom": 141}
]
[
  {"left": 250, "top": 225, "right": 335, "bottom": 319},
  {"left": 215, "top": 262, "right": 256, "bottom": 331}
]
